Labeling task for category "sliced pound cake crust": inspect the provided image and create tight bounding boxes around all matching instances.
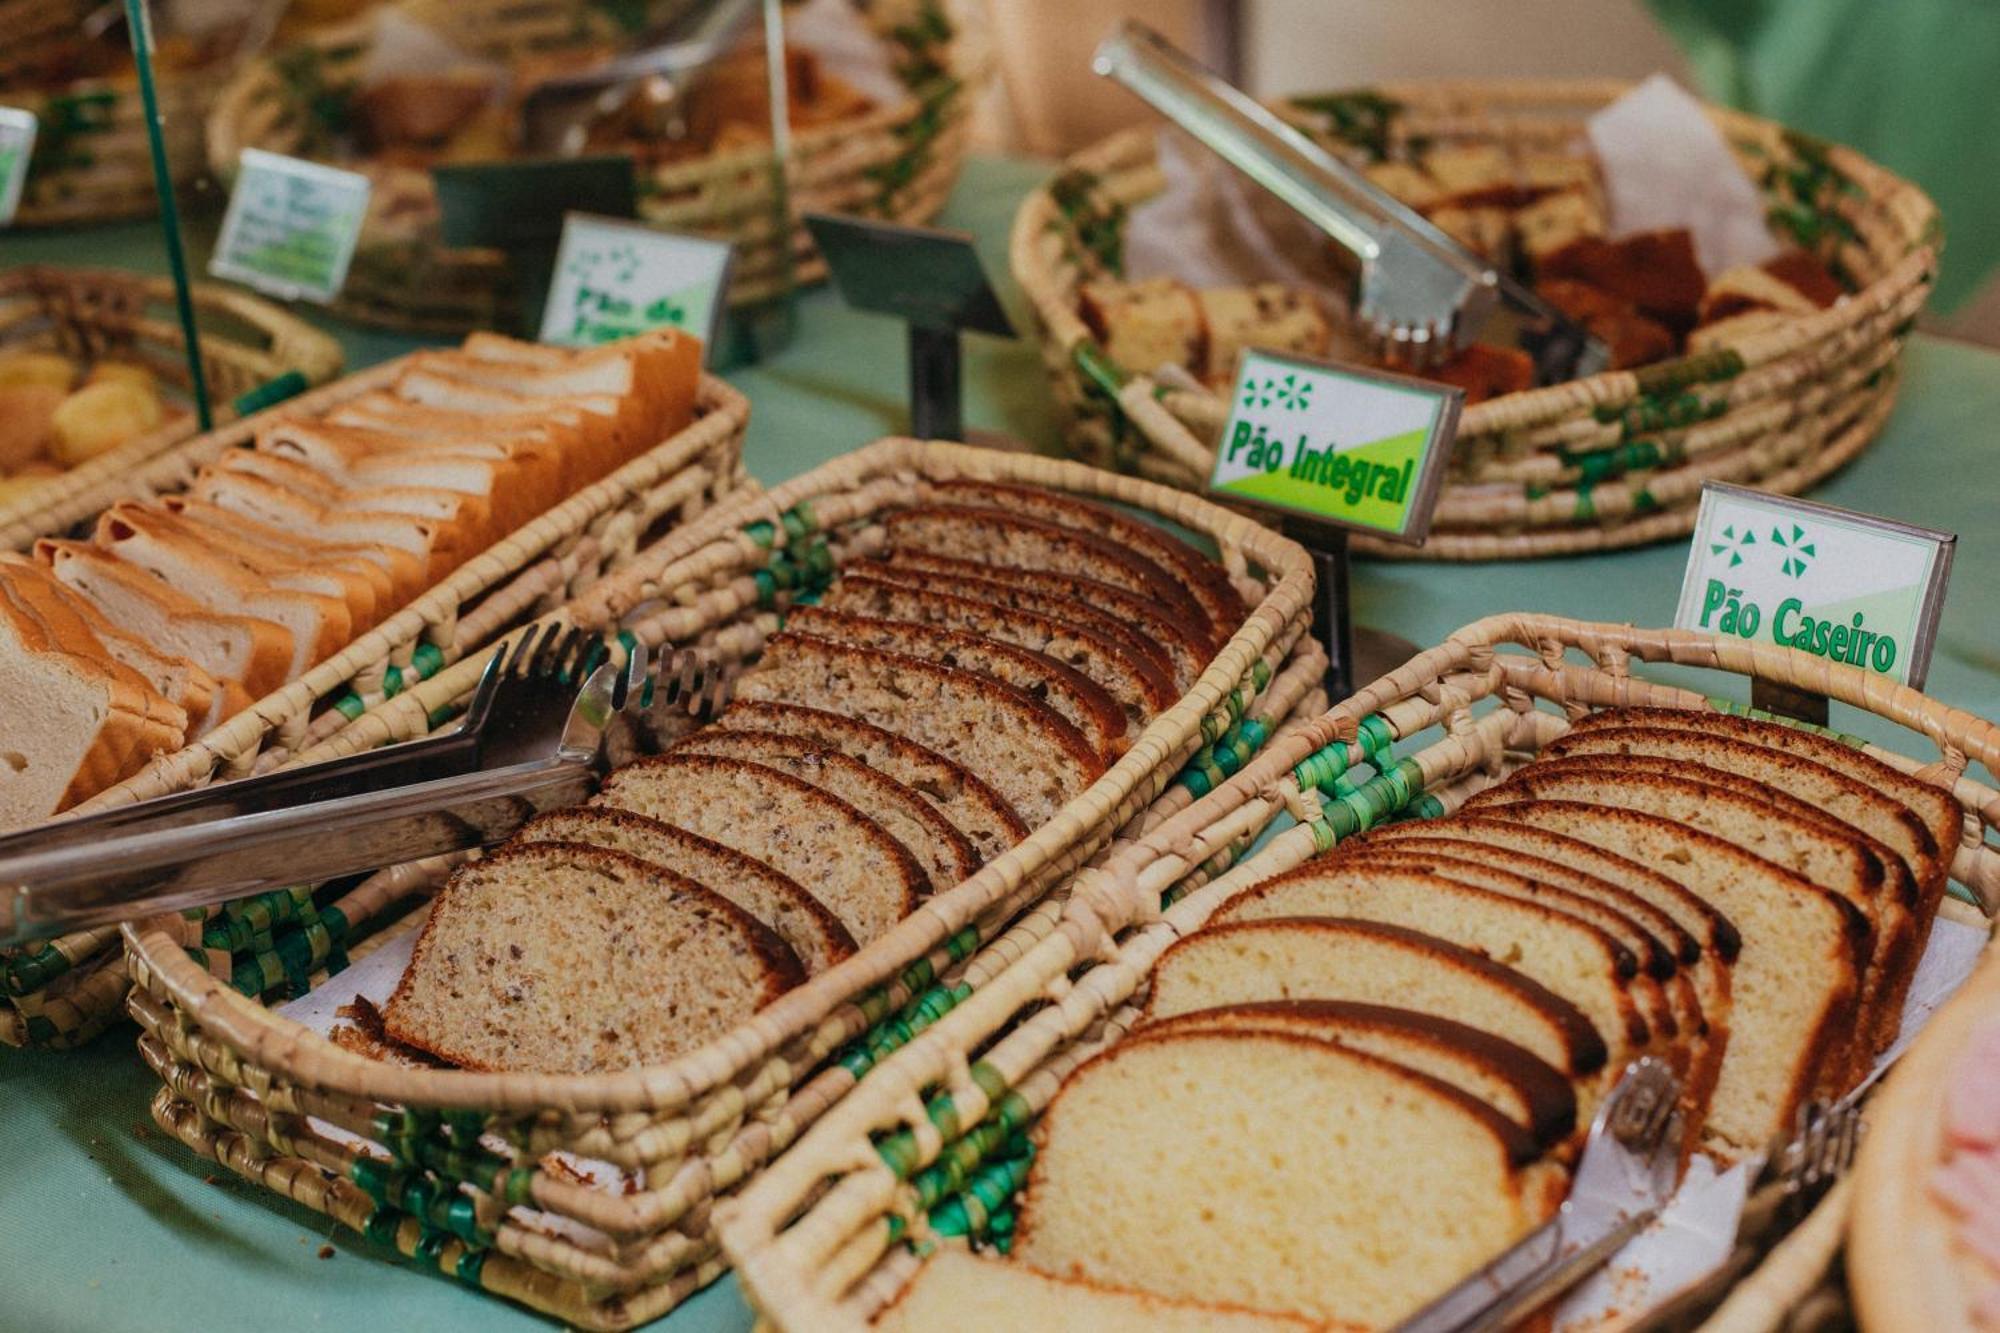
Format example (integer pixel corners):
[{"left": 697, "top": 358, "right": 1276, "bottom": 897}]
[
  {"left": 382, "top": 842, "right": 802, "bottom": 1075},
  {"left": 593, "top": 754, "right": 926, "bottom": 946},
  {"left": 734, "top": 633, "right": 1103, "bottom": 829},
  {"left": 515, "top": 807, "right": 857, "bottom": 974}
]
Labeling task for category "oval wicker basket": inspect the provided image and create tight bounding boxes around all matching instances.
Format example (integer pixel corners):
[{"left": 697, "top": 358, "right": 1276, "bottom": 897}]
[
  {"left": 4, "top": 55, "right": 213, "bottom": 228},
  {"left": 718, "top": 611, "right": 2000, "bottom": 1332},
  {"left": 205, "top": 0, "right": 982, "bottom": 335},
  {"left": 1010, "top": 81, "right": 1942, "bottom": 560},
  {"left": 120, "top": 437, "right": 1323, "bottom": 1330},
  {"left": 0, "top": 264, "right": 345, "bottom": 542},
  {"left": 0, "top": 361, "right": 749, "bottom": 1051}
]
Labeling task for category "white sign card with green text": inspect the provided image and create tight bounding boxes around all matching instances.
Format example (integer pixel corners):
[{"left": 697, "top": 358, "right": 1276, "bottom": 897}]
[
  {"left": 0, "top": 107, "right": 37, "bottom": 228},
  {"left": 1207, "top": 348, "right": 1461, "bottom": 543},
  {"left": 210, "top": 149, "right": 371, "bottom": 304},
  {"left": 1675, "top": 482, "right": 1955, "bottom": 688},
  {"left": 540, "top": 213, "right": 733, "bottom": 360}
]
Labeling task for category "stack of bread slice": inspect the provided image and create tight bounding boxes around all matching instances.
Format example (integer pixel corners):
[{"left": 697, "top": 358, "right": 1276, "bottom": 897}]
[
  {"left": 380, "top": 482, "right": 1241, "bottom": 1075},
  {"left": 982, "top": 705, "right": 1961, "bottom": 1330},
  {"left": 0, "top": 331, "right": 699, "bottom": 832}
]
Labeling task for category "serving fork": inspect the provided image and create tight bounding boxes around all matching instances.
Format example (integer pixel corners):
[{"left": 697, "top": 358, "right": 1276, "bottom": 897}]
[{"left": 0, "top": 624, "right": 735, "bottom": 946}]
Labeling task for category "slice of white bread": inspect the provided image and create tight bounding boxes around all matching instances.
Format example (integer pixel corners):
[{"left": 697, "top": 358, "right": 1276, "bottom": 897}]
[
  {"left": 734, "top": 633, "right": 1104, "bottom": 830},
  {"left": 593, "top": 754, "right": 925, "bottom": 946},
  {"left": 1548, "top": 722, "right": 1949, "bottom": 1052},
  {"left": 382, "top": 842, "right": 802, "bottom": 1074},
  {"left": 191, "top": 461, "right": 482, "bottom": 581},
  {"left": 1143, "top": 1000, "right": 1578, "bottom": 1153},
  {"left": 812, "top": 577, "right": 1171, "bottom": 735},
  {"left": 1465, "top": 764, "right": 1894, "bottom": 1088},
  {"left": 872, "top": 1248, "right": 1328, "bottom": 1333},
  {"left": 665, "top": 730, "right": 979, "bottom": 893},
  {"left": 92, "top": 506, "right": 349, "bottom": 679},
  {"left": 884, "top": 505, "right": 1208, "bottom": 632},
  {"left": 860, "top": 552, "right": 1200, "bottom": 687},
  {"left": 157, "top": 495, "right": 422, "bottom": 612},
  {"left": 390, "top": 367, "right": 638, "bottom": 481},
  {"left": 1014, "top": 1028, "right": 1556, "bottom": 1328},
  {"left": 709, "top": 701, "right": 1028, "bottom": 863},
  {"left": 1144, "top": 916, "right": 1607, "bottom": 1083},
  {"left": 1469, "top": 800, "right": 1859, "bottom": 1156},
  {"left": 784, "top": 604, "right": 1129, "bottom": 760},
  {"left": 252, "top": 420, "right": 544, "bottom": 537},
  {"left": 515, "top": 807, "right": 857, "bottom": 975},
  {"left": 928, "top": 478, "right": 1246, "bottom": 638},
  {"left": 1560, "top": 707, "right": 1964, "bottom": 878},
  {"left": 111, "top": 499, "right": 384, "bottom": 634},
  {"left": 416, "top": 330, "right": 700, "bottom": 445},
  {"left": 326, "top": 395, "right": 593, "bottom": 494},
  {"left": 1215, "top": 864, "right": 1651, "bottom": 1098},
  {"left": 37, "top": 539, "right": 295, "bottom": 699}
]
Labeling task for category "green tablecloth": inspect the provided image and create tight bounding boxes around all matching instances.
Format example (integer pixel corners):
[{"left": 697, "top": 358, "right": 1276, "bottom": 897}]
[{"left": 4, "top": 155, "right": 1998, "bottom": 1332}]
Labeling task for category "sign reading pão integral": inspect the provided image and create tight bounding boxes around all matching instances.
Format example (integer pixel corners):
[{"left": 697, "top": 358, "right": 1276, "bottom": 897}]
[
  {"left": 539, "top": 213, "right": 733, "bottom": 360},
  {"left": 210, "top": 150, "right": 371, "bottom": 304},
  {"left": 1207, "top": 349, "right": 1461, "bottom": 544},
  {"left": 0, "top": 108, "right": 37, "bottom": 228},
  {"left": 1676, "top": 482, "right": 1955, "bottom": 688}
]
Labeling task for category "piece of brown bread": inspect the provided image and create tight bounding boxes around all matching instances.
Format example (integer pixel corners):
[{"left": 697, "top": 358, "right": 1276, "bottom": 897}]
[
  {"left": 785, "top": 603, "right": 1128, "bottom": 759},
  {"left": 876, "top": 550, "right": 1210, "bottom": 678},
  {"left": 709, "top": 701, "right": 1027, "bottom": 862},
  {"left": 1143, "top": 1000, "right": 1578, "bottom": 1153},
  {"left": 593, "top": 753, "right": 925, "bottom": 946},
  {"left": 1469, "top": 800, "right": 1859, "bottom": 1156},
  {"left": 884, "top": 505, "right": 1207, "bottom": 630},
  {"left": 928, "top": 478, "right": 1246, "bottom": 638},
  {"left": 734, "top": 633, "right": 1103, "bottom": 829},
  {"left": 811, "top": 577, "right": 1172, "bottom": 734},
  {"left": 382, "top": 842, "right": 802, "bottom": 1074},
  {"left": 515, "top": 807, "right": 856, "bottom": 974},
  {"left": 665, "top": 730, "right": 978, "bottom": 892}
]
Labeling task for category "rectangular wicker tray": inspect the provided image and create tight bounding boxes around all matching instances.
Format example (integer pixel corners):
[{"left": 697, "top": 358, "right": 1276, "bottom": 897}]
[
  {"left": 717, "top": 612, "right": 2000, "bottom": 1332},
  {"left": 122, "top": 437, "right": 1323, "bottom": 1328}
]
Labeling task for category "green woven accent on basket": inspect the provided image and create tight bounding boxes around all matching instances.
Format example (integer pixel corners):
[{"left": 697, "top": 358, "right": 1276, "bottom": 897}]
[
  {"left": 269, "top": 43, "right": 356, "bottom": 158},
  {"left": 1559, "top": 438, "right": 1666, "bottom": 487},
  {"left": 1073, "top": 339, "right": 1129, "bottom": 401},
  {"left": 743, "top": 519, "right": 777, "bottom": 549},
  {"left": 363, "top": 1206, "right": 400, "bottom": 1247},
  {"left": 4, "top": 944, "right": 74, "bottom": 996},
  {"left": 1287, "top": 89, "right": 1402, "bottom": 161},
  {"left": 1047, "top": 167, "right": 1125, "bottom": 274},
  {"left": 1619, "top": 349, "right": 1746, "bottom": 400},
  {"left": 331, "top": 690, "right": 366, "bottom": 721},
  {"left": 1598, "top": 389, "right": 1729, "bottom": 441},
  {"left": 1407, "top": 793, "right": 1449, "bottom": 820},
  {"left": 1302, "top": 755, "right": 1427, "bottom": 849},
  {"left": 839, "top": 927, "right": 981, "bottom": 1078},
  {"left": 1177, "top": 715, "right": 1271, "bottom": 794},
  {"left": 230, "top": 371, "right": 309, "bottom": 419},
  {"left": 23, "top": 1013, "right": 58, "bottom": 1043},
  {"left": 929, "top": 1140, "right": 1034, "bottom": 1240}
]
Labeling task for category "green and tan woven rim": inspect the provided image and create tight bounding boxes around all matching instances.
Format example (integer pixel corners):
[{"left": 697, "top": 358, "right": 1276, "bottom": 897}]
[{"left": 1010, "top": 80, "right": 1941, "bottom": 561}]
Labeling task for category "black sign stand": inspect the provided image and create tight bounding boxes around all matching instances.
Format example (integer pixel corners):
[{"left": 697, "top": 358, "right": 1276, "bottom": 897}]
[
  {"left": 1283, "top": 514, "right": 1420, "bottom": 704},
  {"left": 1748, "top": 679, "right": 1831, "bottom": 728},
  {"left": 433, "top": 156, "right": 639, "bottom": 336},
  {"left": 803, "top": 212, "right": 1016, "bottom": 442}
]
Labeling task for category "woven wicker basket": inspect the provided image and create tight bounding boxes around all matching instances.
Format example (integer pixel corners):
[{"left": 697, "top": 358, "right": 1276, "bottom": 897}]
[
  {"left": 120, "top": 437, "right": 1321, "bottom": 1329},
  {"left": 0, "top": 361, "right": 749, "bottom": 1051},
  {"left": 6, "top": 59, "right": 213, "bottom": 228},
  {"left": 0, "top": 264, "right": 345, "bottom": 542},
  {"left": 1011, "top": 81, "right": 1941, "bottom": 560},
  {"left": 206, "top": 0, "right": 981, "bottom": 334},
  {"left": 718, "top": 611, "right": 2000, "bottom": 1332}
]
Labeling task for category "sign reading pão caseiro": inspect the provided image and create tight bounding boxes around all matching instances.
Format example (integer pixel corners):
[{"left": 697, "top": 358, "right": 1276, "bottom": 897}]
[
  {"left": 1676, "top": 482, "right": 1955, "bottom": 688},
  {"left": 1207, "top": 349, "right": 1461, "bottom": 544},
  {"left": 540, "top": 214, "right": 733, "bottom": 360},
  {"left": 0, "top": 107, "right": 38, "bottom": 228},
  {"left": 210, "top": 150, "right": 371, "bottom": 304}
]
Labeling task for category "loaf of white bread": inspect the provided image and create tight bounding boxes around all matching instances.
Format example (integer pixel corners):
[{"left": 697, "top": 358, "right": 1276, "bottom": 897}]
[
  {"left": 918, "top": 705, "right": 1964, "bottom": 1331},
  {"left": 379, "top": 480, "right": 1244, "bottom": 1075},
  {"left": 0, "top": 330, "right": 701, "bottom": 832}
]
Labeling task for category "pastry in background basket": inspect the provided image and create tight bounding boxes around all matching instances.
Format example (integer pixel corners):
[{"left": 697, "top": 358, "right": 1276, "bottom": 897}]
[
  {"left": 893, "top": 703, "right": 1964, "bottom": 1330},
  {"left": 0, "top": 330, "right": 701, "bottom": 832},
  {"left": 0, "top": 351, "right": 179, "bottom": 502},
  {"left": 377, "top": 481, "right": 1247, "bottom": 1075}
]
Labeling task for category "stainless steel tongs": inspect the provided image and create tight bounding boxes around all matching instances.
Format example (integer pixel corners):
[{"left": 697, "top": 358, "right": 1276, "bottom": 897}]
[
  {"left": 0, "top": 626, "right": 732, "bottom": 947},
  {"left": 1091, "top": 21, "right": 1607, "bottom": 382},
  {"left": 1393, "top": 1058, "right": 1686, "bottom": 1333}
]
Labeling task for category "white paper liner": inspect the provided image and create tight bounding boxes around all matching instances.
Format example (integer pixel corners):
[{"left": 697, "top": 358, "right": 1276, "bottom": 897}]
[{"left": 1554, "top": 913, "right": 1992, "bottom": 1331}]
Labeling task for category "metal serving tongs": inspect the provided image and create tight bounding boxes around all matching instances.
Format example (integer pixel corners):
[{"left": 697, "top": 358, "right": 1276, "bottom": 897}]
[
  {"left": 518, "top": 0, "right": 762, "bottom": 156},
  {"left": 1091, "top": 21, "right": 1608, "bottom": 383},
  {"left": 1393, "top": 1058, "right": 1685, "bottom": 1333},
  {"left": 0, "top": 627, "right": 732, "bottom": 947}
]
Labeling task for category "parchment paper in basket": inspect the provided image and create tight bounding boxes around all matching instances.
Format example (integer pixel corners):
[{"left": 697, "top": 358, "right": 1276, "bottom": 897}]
[
  {"left": 1587, "top": 74, "right": 1782, "bottom": 279},
  {"left": 1552, "top": 913, "right": 1990, "bottom": 1332}
]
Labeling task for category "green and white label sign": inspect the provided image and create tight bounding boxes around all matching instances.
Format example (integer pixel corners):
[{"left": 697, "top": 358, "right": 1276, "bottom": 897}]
[
  {"left": 540, "top": 213, "right": 732, "bottom": 360},
  {"left": 1207, "top": 349, "right": 1461, "bottom": 544},
  {"left": 1676, "top": 482, "right": 1955, "bottom": 687},
  {"left": 210, "top": 149, "right": 371, "bottom": 304},
  {"left": 0, "top": 108, "right": 37, "bottom": 228}
]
